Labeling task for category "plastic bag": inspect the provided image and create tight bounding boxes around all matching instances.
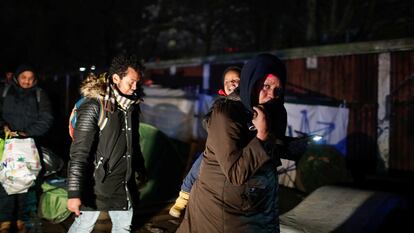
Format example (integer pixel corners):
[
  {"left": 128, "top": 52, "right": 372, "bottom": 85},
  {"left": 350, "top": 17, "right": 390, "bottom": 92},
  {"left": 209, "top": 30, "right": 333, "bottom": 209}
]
[
  {"left": 0, "top": 138, "right": 42, "bottom": 194},
  {"left": 0, "top": 137, "right": 4, "bottom": 161}
]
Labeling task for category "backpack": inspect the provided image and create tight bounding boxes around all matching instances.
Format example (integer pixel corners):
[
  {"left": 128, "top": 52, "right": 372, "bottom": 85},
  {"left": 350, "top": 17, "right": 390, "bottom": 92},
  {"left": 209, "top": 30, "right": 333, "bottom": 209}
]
[
  {"left": 68, "top": 97, "right": 108, "bottom": 140},
  {"left": 38, "top": 181, "right": 72, "bottom": 224},
  {"left": 2, "top": 84, "right": 41, "bottom": 103}
]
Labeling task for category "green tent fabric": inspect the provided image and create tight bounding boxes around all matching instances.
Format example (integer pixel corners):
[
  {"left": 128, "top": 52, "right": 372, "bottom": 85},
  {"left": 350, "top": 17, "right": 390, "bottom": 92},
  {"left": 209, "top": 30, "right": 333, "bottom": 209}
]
[
  {"left": 38, "top": 182, "right": 72, "bottom": 224},
  {"left": 138, "top": 123, "right": 189, "bottom": 207}
]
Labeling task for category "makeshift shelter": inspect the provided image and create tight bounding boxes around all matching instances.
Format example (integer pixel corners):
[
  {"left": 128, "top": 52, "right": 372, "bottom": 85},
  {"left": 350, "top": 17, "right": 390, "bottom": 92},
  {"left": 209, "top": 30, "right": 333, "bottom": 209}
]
[
  {"left": 138, "top": 123, "right": 190, "bottom": 207},
  {"left": 139, "top": 85, "right": 350, "bottom": 190},
  {"left": 280, "top": 185, "right": 408, "bottom": 233}
]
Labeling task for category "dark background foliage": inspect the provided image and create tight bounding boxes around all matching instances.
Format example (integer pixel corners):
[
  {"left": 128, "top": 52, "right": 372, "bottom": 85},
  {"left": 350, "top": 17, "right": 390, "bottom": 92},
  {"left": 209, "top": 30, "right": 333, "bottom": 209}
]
[{"left": 1, "top": 0, "right": 413, "bottom": 74}]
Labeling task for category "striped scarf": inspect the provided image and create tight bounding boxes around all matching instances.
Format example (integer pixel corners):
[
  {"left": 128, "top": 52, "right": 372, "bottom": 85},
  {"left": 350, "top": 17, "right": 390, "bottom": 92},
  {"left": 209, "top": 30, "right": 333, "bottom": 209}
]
[{"left": 104, "top": 84, "right": 140, "bottom": 112}]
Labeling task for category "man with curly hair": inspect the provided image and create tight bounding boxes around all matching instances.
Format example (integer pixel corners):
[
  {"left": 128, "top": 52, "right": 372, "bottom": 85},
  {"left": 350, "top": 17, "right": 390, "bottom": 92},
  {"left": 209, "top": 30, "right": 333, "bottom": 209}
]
[{"left": 66, "top": 54, "right": 147, "bottom": 233}]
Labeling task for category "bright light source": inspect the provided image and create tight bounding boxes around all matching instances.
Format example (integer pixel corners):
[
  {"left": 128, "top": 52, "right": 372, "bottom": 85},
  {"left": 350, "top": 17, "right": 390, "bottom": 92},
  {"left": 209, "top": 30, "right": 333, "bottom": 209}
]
[
  {"left": 312, "top": 135, "right": 323, "bottom": 142},
  {"left": 79, "top": 67, "right": 86, "bottom": 72},
  {"left": 91, "top": 65, "right": 96, "bottom": 70}
]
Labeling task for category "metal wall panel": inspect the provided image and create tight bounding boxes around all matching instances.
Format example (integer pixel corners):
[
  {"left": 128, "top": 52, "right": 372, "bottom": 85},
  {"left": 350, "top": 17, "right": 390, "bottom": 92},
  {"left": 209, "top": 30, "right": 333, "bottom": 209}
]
[
  {"left": 389, "top": 51, "right": 414, "bottom": 172},
  {"left": 144, "top": 48, "right": 414, "bottom": 173},
  {"left": 284, "top": 54, "right": 379, "bottom": 176}
]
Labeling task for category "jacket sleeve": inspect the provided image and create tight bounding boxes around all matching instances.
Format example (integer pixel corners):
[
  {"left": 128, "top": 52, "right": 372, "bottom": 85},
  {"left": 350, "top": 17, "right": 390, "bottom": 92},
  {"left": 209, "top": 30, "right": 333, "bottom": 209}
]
[
  {"left": 67, "top": 99, "right": 100, "bottom": 198},
  {"left": 206, "top": 106, "right": 271, "bottom": 185},
  {"left": 0, "top": 87, "right": 5, "bottom": 128},
  {"left": 25, "top": 89, "right": 54, "bottom": 136}
]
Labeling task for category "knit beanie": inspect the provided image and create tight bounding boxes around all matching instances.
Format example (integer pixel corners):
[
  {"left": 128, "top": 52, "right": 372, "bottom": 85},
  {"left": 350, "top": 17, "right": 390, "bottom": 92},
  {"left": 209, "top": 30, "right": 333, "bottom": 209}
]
[{"left": 14, "top": 64, "right": 35, "bottom": 78}]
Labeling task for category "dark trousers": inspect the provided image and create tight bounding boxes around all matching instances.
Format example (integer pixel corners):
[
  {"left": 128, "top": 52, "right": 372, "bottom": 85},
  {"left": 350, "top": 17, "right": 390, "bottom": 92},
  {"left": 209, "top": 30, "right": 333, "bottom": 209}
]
[{"left": 0, "top": 184, "right": 32, "bottom": 223}]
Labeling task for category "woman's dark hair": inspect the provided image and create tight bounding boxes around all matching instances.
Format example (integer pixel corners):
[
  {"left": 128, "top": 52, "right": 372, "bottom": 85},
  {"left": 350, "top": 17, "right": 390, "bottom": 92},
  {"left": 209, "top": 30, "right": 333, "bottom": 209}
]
[{"left": 108, "top": 54, "right": 145, "bottom": 83}]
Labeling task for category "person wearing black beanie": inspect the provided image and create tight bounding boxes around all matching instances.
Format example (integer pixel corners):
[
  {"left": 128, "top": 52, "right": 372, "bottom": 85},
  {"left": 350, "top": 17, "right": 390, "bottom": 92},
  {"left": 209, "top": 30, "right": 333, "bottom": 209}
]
[{"left": 0, "top": 64, "right": 54, "bottom": 233}]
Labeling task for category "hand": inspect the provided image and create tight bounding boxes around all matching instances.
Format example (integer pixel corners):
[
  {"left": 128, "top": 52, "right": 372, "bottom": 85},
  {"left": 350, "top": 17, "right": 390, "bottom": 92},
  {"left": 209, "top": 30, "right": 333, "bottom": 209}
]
[
  {"left": 17, "top": 131, "right": 28, "bottom": 137},
  {"left": 252, "top": 106, "right": 269, "bottom": 141},
  {"left": 4, "top": 125, "right": 12, "bottom": 137},
  {"left": 3, "top": 126, "right": 27, "bottom": 137},
  {"left": 67, "top": 198, "right": 82, "bottom": 216},
  {"left": 8, "top": 131, "right": 25, "bottom": 137}
]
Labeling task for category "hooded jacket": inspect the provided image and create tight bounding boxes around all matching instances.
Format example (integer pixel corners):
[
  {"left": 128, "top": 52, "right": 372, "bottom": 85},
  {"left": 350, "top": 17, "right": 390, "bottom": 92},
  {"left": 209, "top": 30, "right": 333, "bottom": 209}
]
[
  {"left": 240, "top": 53, "right": 286, "bottom": 111},
  {"left": 177, "top": 54, "right": 286, "bottom": 233},
  {"left": 67, "top": 76, "right": 145, "bottom": 210},
  {"left": 241, "top": 53, "right": 288, "bottom": 162},
  {"left": 0, "top": 79, "right": 53, "bottom": 138}
]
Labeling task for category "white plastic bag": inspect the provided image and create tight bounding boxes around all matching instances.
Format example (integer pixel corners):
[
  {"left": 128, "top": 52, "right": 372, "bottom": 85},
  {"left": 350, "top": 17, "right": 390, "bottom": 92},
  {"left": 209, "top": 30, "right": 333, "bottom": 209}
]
[{"left": 0, "top": 138, "right": 42, "bottom": 194}]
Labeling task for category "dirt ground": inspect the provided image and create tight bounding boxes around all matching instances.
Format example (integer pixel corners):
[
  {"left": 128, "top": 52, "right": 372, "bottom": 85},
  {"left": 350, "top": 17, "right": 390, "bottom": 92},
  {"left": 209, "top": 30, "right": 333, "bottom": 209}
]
[
  {"left": 41, "top": 202, "right": 181, "bottom": 233},
  {"left": 38, "top": 180, "right": 414, "bottom": 233},
  {"left": 39, "top": 186, "right": 305, "bottom": 233}
]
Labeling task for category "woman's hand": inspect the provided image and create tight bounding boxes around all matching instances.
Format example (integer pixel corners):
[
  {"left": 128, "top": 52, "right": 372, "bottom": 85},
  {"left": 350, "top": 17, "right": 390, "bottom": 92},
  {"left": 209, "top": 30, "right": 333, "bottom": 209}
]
[{"left": 252, "top": 106, "right": 269, "bottom": 141}]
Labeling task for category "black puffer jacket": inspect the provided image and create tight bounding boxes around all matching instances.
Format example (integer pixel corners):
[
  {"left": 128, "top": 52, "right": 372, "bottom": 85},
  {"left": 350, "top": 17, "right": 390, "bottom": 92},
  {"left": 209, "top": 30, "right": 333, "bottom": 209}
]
[
  {"left": 0, "top": 82, "right": 53, "bottom": 137},
  {"left": 67, "top": 81, "right": 145, "bottom": 211}
]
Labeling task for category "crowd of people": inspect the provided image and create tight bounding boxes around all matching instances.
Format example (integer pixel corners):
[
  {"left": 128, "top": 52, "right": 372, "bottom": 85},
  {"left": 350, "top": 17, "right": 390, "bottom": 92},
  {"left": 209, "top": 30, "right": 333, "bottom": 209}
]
[{"left": 0, "top": 52, "right": 289, "bottom": 233}]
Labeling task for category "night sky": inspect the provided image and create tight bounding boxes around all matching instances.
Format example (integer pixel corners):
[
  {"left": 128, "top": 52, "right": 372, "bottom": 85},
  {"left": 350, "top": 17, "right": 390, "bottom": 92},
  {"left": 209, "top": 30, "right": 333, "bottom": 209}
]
[{"left": 1, "top": 0, "right": 413, "bottom": 74}]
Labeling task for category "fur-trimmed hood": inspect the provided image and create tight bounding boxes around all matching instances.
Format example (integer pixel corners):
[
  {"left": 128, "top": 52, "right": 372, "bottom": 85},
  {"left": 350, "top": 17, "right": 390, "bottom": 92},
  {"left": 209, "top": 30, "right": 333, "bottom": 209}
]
[{"left": 79, "top": 73, "right": 107, "bottom": 99}]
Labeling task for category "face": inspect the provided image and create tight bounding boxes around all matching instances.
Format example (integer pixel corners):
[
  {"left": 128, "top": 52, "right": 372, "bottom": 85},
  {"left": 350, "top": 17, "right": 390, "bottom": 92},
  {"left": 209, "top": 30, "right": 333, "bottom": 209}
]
[
  {"left": 17, "top": 71, "right": 36, "bottom": 89},
  {"left": 112, "top": 67, "right": 141, "bottom": 95},
  {"left": 5, "top": 72, "right": 13, "bottom": 81},
  {"left": 258, "top": 74, "right": 281, "bottom": 104},
  {"left": 223, "top": 70, "right": 240, "bottom": 95}
]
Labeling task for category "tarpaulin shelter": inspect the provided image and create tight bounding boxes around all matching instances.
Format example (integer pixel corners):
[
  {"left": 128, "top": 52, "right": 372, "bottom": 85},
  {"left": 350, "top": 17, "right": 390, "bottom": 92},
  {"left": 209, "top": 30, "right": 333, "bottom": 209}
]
[{"left": 138, "top": 123, "right": 190, "bottom": 207}]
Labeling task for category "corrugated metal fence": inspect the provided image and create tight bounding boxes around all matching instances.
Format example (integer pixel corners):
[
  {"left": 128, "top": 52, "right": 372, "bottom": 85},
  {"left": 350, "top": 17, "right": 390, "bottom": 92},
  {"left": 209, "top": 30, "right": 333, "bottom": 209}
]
[
  {"left": 144, "top": 39, "right": 414, "bottom": 173},
  {"left": 47, "top": 39, "right": 413, "bottom": 173}
]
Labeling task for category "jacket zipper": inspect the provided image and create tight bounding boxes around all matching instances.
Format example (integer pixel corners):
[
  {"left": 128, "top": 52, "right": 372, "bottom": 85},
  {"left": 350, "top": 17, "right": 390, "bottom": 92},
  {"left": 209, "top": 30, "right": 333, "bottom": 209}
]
[{"left": 124, "top": 110, "right": 132, "bottom": 208}]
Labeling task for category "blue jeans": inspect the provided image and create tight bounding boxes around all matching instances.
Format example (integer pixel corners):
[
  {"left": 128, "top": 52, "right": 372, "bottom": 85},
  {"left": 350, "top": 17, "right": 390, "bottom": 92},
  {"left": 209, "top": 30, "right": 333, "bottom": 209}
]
[
  {"left": 181, "top": 152, "right": 203, "bottom": 193},
  {"left": 68, "top": 207, "right": 133, "bottom": 233}
]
